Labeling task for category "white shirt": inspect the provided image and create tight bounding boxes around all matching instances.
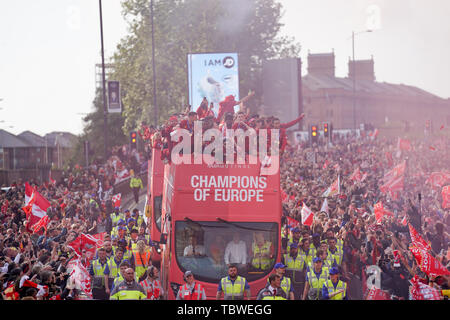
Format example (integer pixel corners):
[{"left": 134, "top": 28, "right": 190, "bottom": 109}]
[
  {"left": 224, "top": 240, "right": 247, "bottom": 265},
  {"left": 183, "top": 245, "right": 206, "bottom": 256}
]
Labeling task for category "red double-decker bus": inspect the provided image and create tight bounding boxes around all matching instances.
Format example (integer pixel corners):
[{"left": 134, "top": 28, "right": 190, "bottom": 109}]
[
  {"left": 159, "top": 155, "right": 281, "bottom": 300},
  {"left": 145, "top": 146, "right": 165, "bottom": 267}
]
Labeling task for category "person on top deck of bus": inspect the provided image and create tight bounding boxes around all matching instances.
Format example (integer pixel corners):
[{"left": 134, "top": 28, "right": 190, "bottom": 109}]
[
  {"left": 196, "top": 97, "right": 209, "bottom": 119},
  {"left": 250, "top": 232, "right": 274, "bottom": 271},
  {"left": 216, "top": 90, "right": 255, "bottom": 124},
  {"left": 219, "top": 112, "right": 235, "bottom": 139},
  {"left": 183, "top": 235, "right": 206, "bottom": 257},
  {"left": 179, "top": 111, "right": 198, "bottom": 134},
  {"left": 224, "top": 232, "right": 248, "bottom": 272}
]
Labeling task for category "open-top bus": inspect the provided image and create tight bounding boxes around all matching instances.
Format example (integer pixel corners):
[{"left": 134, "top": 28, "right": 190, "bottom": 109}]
[
  {"left": 159, "top": 154, "right": 282, "bottom": 299},
  {"left": 145, "top": 146, "right": 165, "bottom": 267}
]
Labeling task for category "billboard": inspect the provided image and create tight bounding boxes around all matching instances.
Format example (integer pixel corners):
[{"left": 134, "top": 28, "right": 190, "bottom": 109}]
[
  {"left": 107, "top": 80, "right": 121, "bottom": 113},
  {"left": 187, "top": 53, "right": 239, "bottom": 116}
]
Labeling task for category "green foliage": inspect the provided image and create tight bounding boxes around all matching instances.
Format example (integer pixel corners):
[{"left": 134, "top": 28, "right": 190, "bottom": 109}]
[
  {"left": 74, "top": 0, "right": 300, "bottom": 165},
  {"left": 113, "top": 0, "right": 301, "bottom": 132}
]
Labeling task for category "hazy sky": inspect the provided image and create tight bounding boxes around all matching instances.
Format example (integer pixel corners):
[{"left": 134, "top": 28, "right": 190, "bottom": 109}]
[{"left": 0, "top": 0, "right": 449, "bottom": 136}]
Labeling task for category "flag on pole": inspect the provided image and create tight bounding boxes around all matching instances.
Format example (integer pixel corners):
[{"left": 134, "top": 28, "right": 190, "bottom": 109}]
[
  {"left": 301, "top": 203, "right": 314, "bottom": 227},
  {"left": 31, "top": 215, "right": 50, "bottom": 234},
  {"left": 408, "top": 223, "right": 431, "bottom": 252},
  {"left": 320, "top": 198, "right": 329, "bottom": 216},
  {"left": 24, "top": 182, "right": 50, "bottom": 232},
  {"left": 409, "top": 246, "right": 450, "bottom": 277},
  {"left": 112, "top": 193, "right": 122, "bottom": 208},
  {"left": 373, "top": 202, "right": 394, "bottom": 223},
  {"left": 322, "top": 175, "right": 340, "bottom": 197},
  {"left": 286, "top": 216, "right": 300, "bottom": 230}
]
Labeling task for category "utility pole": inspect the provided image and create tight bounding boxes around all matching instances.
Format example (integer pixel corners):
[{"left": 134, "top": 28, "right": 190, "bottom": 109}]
[
  {"left": 99, "top": 0, "right": 108, "bottom": 160},
  {"left": 150, "top": 0, "right": 157, "bottom": 127}
]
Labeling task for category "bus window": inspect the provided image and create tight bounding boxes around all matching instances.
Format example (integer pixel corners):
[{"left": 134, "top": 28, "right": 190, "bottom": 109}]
[
  {"left": 153, "top": 195, "right": 162, "bottom": 231},
  {"left": 175, "top": 221, "right": 278, "bottom": 283}
]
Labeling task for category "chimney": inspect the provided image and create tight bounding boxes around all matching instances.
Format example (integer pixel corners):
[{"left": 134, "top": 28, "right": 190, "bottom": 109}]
[
  {"left": 348, "top": 56, "right": 375, "bottom": 81},
  {"left": 307, "top": 52, "right": 335, "bottom": 77}
]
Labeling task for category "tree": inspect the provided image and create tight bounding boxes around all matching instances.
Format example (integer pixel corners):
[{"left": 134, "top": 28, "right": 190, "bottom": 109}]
[
  {"left": 69, "top": 88, "right": 127, "bottom": 167},
  {"left": 113, "top": 0, "right": 301, "bottom": 132}
]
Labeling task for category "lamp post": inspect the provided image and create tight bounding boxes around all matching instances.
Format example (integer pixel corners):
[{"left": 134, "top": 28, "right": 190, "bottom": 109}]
[
  {"left": 150, "top": 0, "right": 157, "bottom": 127},
  {"left": 99, "top": 0, "right": 108, "bottom": 161},
  {"left": 351, "top": 29, "right": 372, "bottom": 130}
]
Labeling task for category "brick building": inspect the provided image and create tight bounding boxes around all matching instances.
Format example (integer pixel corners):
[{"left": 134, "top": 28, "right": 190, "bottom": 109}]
[{"left": 302, "top": 52, "right": 450, "bottom": 132}]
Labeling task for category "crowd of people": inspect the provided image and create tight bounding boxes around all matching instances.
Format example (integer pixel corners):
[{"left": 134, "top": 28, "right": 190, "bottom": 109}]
[
  {"left": 0, "top": 143, "right": 147, "bottom": 300},
  {"left": 0, "top": 91, "right": 449, "bottom": 300},
  {"left": 278, "top": 130, "right": 450, "bottom": 300}
]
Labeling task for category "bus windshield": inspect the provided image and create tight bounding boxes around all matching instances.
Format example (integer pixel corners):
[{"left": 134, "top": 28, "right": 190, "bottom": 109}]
[{"left": 175, "top": 220, "right": 278, "bottom": 283}]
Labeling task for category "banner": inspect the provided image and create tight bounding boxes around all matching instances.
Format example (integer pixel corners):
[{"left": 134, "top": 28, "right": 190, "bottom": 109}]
[
  {"left": 410, "top": 246, "right": 450, "bottom": 277},
  {"left": 107, "top": 80, "right": 121, "bottom": 113},
  {"left": 187, "top": 52, "right": 239, "bottom": 116}
]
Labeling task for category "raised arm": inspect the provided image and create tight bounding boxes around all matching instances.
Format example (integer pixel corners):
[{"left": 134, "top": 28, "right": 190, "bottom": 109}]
[{"left": 281, "top": 113, "right": 306, "bottom": 129}]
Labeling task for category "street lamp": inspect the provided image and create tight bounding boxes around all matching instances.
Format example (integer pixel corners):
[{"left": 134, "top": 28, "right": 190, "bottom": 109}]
[
  {"left": 351, "top": 29, "right": 372, "bottom": 130},
  {"left": 99, "top": 0, "right": 108, "bottom": 161},
  {"left": 150, "top": 0, "right": 157, "bottom": 127}
]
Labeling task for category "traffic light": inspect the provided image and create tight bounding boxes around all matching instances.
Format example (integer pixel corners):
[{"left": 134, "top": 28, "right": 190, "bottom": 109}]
[
  {"left": 130, "top": 131, "right": 137, "bottom": 149},
  {"left": 323, "top": 122, "right": 329, "bottom": 137},
  {"left": 310, "top": 125, "right": 319, "bottom": 143}
]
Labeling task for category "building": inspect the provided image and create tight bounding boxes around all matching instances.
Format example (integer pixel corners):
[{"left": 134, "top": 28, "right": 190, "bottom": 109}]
[
  {"left": 0, "top": 130, "right": 76, "bottom": 185},
  {"left": 302, "top": 52, "right": 450, "bottom": 133}
]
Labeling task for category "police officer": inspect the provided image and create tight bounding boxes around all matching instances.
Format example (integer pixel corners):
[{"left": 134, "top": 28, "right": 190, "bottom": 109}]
[
  {"left": 268, "top": 263, "right": 295, "bottom": 300},
  {"left": 257, "top": 274, "right": 287, "bottom": 300},
  {"left": 322, "top": 267, "right": 347, "bottom": 300},
  {"left": 89, "top": 247, "right": 110, "bottom": 300},
  {"left": 283, "top": 242, "right": 304, "bottom": 272},
  {"left": 287, "top": 227, "right": 301, "bottom": 251},
  {"left": 302, "top": 257, "right": 329, "bottom": 300},
  {"left": 129, "top": 172, "right": 143, "bottom": 204},
  {"left": 216, "top": 264, "right": 251, "bottom": 300},
  {"left": 109, "top": 268, "right": 147, "bottom": 300},
  {"left": 327, "top": 237, "right": 344, "bottom": 266},
  {"left": 176, "top": 271, "right": 207, "bottom": 300}
]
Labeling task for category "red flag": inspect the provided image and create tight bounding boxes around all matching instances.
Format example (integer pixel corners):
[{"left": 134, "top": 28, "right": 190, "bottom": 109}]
[
  {"left": 68, "top": 233, "right": 106, "bottom": 262},
  {"left": 112, "top": 193, "right": 122, "bottom": 208},
  {"left": 410, "top": 275, "right": 441, "bottom": 300},
  {"left": 49, "top": 170, "right": 56, "bottom": 185},
  {"left": 408, "top": 223, "right": 431, "bottom": 252},
  {"left": 31, "top": 215, "right": 50, "bottom": 234},
  {"left": 365, "top": 287, "right": 391, "bottom": 300},
  {"left": 350, "top": 167, "right": 362, "bottom": 182},
  {"left": 426, "top": 172, "right": 450, "bottom": 189},
  {"left": 374, "top": 202, "right": 393, "bottom": 223},
  {"left": 24, "top": 182, "right": 50, "bottom": 232},
  {"left": 410, "top": 246, "right": 450, "bottom": 277},
  {"left": 286, "top": 216, "right": 300, "bottom": 229},
  {"left": 301, "top": 203, "right": 314, "bottom": 227},
  {"left": 397, "top": 137, "right": 411, "bottom": 151},
  {"left": 441, "top": 185, "right": 450, "bottom": 209}
]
